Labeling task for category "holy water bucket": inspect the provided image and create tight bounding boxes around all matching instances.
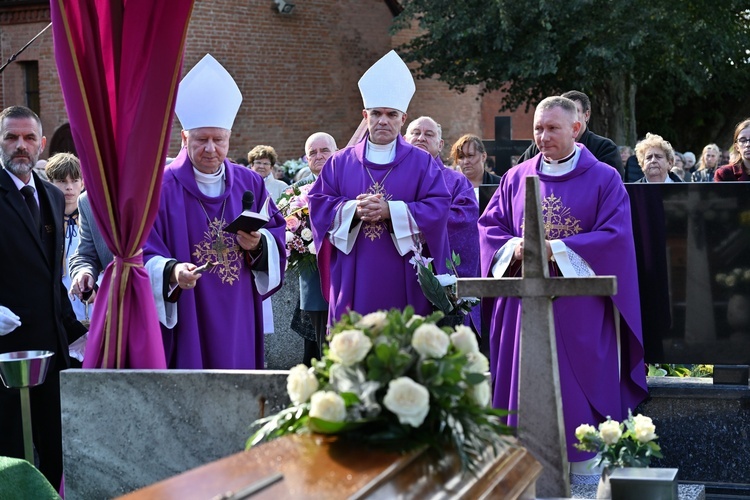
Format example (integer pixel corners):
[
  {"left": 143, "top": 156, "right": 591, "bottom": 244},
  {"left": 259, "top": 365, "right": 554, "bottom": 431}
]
[{"left": 0, "top": 350, "right": 55, "bottom": 464}]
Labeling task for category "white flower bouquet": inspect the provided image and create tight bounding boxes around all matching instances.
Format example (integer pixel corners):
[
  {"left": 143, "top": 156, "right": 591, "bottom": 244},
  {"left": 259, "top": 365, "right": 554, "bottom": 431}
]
[
  {"left": 247, "top": 307, "right": 512, "bottom": 473},
  {"left": 574, "top": 410, "right": 663, "bottom": 468}
]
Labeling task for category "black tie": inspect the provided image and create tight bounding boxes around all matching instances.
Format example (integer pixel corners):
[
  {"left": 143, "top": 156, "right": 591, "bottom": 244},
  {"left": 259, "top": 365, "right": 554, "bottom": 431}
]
[{"left": 20, "top": 185, "right": 40, "bottom": 230}]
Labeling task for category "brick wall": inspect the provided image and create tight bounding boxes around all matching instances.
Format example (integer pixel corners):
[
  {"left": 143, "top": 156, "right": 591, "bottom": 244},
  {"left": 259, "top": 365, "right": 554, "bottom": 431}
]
[
  {"left": 0, "top": 8, "right": 68, "bottom": 158},
  {"left": 0, "top": 1, "right": 531, "bottom": 164}
]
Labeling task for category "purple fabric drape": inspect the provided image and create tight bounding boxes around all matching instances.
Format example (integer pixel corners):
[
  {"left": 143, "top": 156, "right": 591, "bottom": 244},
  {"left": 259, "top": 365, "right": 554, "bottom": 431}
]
[{"left": 50, "top": 0, "right": 195, "bottom": 368}]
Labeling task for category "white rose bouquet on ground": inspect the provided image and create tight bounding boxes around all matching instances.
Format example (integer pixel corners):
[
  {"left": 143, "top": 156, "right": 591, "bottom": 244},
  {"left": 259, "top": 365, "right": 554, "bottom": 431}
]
[
  {"left": 574, "top": 410, "right": 663, "bottom": 468},
  {"left": 247, "top": 307, "right": 512, "bottom": 473}
]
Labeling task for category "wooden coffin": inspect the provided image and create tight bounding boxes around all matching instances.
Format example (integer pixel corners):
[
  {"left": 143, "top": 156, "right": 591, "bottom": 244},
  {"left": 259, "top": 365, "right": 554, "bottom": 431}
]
[{"left": 118, "top": 434, "right": 541, "bottom": 499}]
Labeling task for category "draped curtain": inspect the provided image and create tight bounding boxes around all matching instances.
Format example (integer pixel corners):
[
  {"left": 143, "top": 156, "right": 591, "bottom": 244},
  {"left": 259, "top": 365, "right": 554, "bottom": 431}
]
[{"left": 50, "top": 0, "right": 195, "bottom": 368}]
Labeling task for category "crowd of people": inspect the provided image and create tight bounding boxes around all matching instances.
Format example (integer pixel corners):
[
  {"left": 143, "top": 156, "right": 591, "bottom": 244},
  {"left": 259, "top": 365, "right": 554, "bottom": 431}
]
[{"left": 3, "top": 47, "right": 750, "bottom": 493}]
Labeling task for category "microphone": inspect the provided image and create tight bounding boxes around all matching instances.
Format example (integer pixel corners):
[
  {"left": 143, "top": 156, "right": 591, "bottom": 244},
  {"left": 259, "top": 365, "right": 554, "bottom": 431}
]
[{"left": 242, "top": 191, "right": 254, "bottom": 211}]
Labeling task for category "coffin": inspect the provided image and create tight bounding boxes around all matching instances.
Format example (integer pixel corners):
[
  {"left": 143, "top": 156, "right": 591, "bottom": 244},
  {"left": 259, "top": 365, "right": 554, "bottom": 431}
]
[{"left": 117, "top": 434, "right": 541, "bottom": 499}]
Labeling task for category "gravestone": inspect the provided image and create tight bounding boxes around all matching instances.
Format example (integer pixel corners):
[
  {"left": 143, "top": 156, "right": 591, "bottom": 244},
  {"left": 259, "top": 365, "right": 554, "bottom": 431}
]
[
  {"left": 267, "top": 276, "right": 305, "bottom": 369},
  {"left": 457, "top": 176, "right": 617, "bottom": 498},
  {"left": 60, "top": 369, "right": 290, "bottom": 499}
]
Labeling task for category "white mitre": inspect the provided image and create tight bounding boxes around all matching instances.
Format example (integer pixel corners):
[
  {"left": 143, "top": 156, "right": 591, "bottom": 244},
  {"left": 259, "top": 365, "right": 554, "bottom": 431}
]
[
  {"left": 358, "top": 50, "right": 415, "bottom": 113},
  {"left": 175, "top": 54, "right": 242, "bottom": 130}
]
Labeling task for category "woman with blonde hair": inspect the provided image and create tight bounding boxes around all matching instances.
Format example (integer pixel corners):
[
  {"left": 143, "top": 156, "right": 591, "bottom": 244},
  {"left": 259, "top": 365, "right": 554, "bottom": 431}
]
[
  {"left": 691, "top": 143, "right": 721, "bottom": 182},
  {"left": 714, "top": 119, "right": 750, "bottom": 181},
  {"left": 634, "top": 133, "right": 682, "bottom": 183}
]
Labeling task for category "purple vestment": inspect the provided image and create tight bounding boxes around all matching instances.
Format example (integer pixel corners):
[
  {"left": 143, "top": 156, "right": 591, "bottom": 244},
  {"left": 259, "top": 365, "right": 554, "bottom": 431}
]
[
  {"left": 437, "top": 158, "right": 481, "bottom": 330},
  {"left": 144, "top": 150, "right": 286, "bottom": 369},
  {"left": 437, "top": 157, "right": 480, "bottom": 280},
  {"left": 478, "top": 146, "right": 647, "bottom": 461},
  {"left": 309, "top": 135, "right": 451, "bottom": 323}
]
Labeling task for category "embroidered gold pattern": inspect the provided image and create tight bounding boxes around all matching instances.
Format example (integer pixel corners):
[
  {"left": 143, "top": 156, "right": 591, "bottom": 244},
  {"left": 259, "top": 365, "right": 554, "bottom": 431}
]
[
  {"left": 192, "top": 217, "right": 241, "bottom": 285},
  {"left": 362, "top": 182, "right": 393, "bottom": 241},
  {"left": 542, "top": 193, "right": 582, "bottom": 239}
]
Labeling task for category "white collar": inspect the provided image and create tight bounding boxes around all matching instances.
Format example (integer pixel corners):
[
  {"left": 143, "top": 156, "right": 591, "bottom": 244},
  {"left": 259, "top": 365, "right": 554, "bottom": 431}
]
[
  {"left": 193, "top": 163, "right": 225, "bottom": 196},
  {"left": 365, "top": 138, "right": 397, "bottom": 164},
  {"left": 540, "top": 146, "right": 580, "bottom": 176}
]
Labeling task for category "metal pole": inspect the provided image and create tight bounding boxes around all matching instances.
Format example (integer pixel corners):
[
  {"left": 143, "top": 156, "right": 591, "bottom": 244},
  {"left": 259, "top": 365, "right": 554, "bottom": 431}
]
[
  {"left": 19, "top": 386, "right": 34, "bottom": 464},
  {"left": 0, "top": 22, "right": 52, "bottom": 74}
]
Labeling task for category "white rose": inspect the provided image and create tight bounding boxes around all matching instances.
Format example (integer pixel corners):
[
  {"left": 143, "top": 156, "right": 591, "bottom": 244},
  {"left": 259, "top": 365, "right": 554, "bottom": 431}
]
[
  {"left": 451, "top": 326, "right": 479, "bottom": 354},
  {"left": 285, "top": 231, "right": 295, "bottom": 244},
  {"left": 309, "top": 391, "right": 346, "bottom": 422},
  {"left": 308, "top": 241, "right": 316, "bottom": 255},
  {"left": 632, "top": 414, "right": 657, "bottom": 443},
  {"left": 383, "top": 377, "right": 430, "bottom": 427},
  {"left": 356, "top": 311, "right": 388, "bottom": 330},
  {"left": 435, "top": 273, "right": 457, "bottom": 287},
  {"left": 469, "top": 380, "right": 491, "bottom": 407},
  {"left": 464, "top": 352, "right": 489, "bottom": 373},
  {"left": 598, "top": 420, "right": 622, "bottom": 445},
  {"left": 300, "top": 228, "right": 313, "bottom": 241},
  {"left": 412, "top": 323, "right": 450, "bottom": 358},
  {"left": 328, "top": 329, "right": 372, "bottom": 366},
  {"left": 286, "top": 364, "right": 319, "bottom": 405},
  {"left": 575, "top": 424, "right": 597, "bottom": 441},
  {"left": 405, "top": 314, "right": 424, "bottom": 327}
]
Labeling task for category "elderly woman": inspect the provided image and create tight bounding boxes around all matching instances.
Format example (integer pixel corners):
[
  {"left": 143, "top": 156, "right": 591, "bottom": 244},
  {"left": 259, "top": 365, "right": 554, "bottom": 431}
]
[
  {"left": 670, "top": 152, "right": 687, "bottom": 180},
  {"left": 634, "top": 133, "right": 683, "bottom": 183},
  {"left": 715, "top": 119, "right": 750, "bottom": 181},
  {"left": 691, "top": 143, "right": 721, "bottom": 182},
  {"left": 247, "top": 145, "right": 288, "bottom": 201}
]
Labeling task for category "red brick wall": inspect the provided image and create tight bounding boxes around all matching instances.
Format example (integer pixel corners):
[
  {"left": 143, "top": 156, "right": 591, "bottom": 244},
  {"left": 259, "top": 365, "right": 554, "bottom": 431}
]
[{"left": 0, "top": 1, "right": 532, "bottom": 164}]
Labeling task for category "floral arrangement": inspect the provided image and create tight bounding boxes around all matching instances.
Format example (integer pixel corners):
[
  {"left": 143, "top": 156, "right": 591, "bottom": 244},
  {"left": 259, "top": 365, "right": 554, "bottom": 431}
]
[
  {"left": 280, "top": 157, "right": 309, "bottom": 179},
  {"left": 409, "top": 242, "right": 479, "bottom": 319},
  {"left": 715, "top": 267, "right": 750, "bottom": 294},
  {"left": 275, "top": 182, "right": 317, "bottom": 274},
  {"left": 574, "top": 410, "right": 663, "bottom": 468},
  {"left": 247, "top": 307, "right": 513, "bottom": 473}
]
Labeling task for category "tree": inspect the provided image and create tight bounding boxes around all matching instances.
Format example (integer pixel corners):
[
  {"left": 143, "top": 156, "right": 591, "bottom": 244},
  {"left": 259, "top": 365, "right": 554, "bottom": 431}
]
[{"left": 392, "top": 1, "right": 750, "bottom": 150}]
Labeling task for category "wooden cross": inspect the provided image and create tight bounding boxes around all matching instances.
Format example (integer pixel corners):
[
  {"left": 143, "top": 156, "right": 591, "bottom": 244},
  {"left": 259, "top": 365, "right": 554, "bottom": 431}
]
[{"left": 457, "top": 176, "right": 617, "bottom": 498}]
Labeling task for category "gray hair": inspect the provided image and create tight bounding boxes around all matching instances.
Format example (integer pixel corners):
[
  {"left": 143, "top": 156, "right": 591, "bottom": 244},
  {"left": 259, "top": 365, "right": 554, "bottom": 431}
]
[{"left": 535, "top": 96, "right": 578, "bottom": 122}]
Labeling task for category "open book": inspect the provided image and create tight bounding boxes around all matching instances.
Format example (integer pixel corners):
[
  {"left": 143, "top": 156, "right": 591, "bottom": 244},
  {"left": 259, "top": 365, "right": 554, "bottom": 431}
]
[{"left": 223, "top": 197, "right": 270, "bottom": 234}]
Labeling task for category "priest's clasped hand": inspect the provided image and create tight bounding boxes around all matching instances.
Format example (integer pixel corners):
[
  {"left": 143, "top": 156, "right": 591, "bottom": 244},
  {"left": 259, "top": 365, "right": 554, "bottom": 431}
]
[
  {"left": 513, "top": 239, "right": 553, "bottom": 262},
  {"left": 355, "top": 193, "right": 390, "bottom": 222}
]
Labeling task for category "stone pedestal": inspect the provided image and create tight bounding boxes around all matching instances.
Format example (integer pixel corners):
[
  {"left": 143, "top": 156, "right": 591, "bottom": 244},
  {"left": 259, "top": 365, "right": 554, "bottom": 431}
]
[{"left": 60, "top": 369, "right": 290, "bottom": 499}]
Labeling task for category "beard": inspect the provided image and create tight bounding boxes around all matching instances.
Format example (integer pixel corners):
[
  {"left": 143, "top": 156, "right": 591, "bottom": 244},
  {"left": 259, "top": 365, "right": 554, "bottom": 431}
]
[{"left": 0, "top": 149, "right": 36, "bottom": 178}]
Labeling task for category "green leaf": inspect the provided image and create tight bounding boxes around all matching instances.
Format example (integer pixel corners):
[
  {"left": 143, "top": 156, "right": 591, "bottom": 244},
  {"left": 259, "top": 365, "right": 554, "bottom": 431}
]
[
  {"left": 308, "top": 418, "right": 367, "bottom": 434},
  {"left": 417, "top": 264, "right": 454, "bottom": 314}
]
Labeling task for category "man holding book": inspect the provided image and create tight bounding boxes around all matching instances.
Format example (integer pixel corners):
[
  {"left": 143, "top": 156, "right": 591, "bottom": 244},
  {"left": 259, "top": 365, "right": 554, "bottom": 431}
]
[{"left": 144, "top": 54, "right": 286, "bottom": 369}]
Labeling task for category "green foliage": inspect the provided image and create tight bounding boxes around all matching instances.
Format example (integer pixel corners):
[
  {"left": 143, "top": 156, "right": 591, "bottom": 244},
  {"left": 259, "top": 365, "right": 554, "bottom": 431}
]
[
  {"left": 647, "top": 364, "right": 713, "bottom": 378},
  {"left": 392, "top": 0, "right": 750, "bottom": 148}
]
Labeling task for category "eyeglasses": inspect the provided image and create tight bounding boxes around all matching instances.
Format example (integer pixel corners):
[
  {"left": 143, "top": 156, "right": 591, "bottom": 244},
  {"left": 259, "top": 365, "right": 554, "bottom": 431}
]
[
  {"left": 737, "top": 138, "right": 750, "bottom": 146},
  {"left": 252, "top": 161, "right": 272, "bottom": 167}
]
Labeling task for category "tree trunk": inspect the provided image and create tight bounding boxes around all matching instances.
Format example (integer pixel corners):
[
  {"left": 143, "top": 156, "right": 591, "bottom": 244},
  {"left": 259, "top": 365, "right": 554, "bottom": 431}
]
[{"left": 590, "top": 76, "right": 637, "bottom": 147}]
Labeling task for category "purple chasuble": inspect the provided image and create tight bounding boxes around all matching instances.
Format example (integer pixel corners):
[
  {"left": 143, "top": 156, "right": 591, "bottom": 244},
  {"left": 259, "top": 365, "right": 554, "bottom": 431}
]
[
  {"left": 478, "top": 146, "right": 647, "bottom": 461},
  {"left": 144, "top": 149, "right": 286, "bottom": 369},
  {"left": 437, "top": 157, "right": 480, "bottom": 280},
  {"left": 438, "top": 157, "right": 481, "bottom": 330},
  {"left": 309, "top": 135, "right": 451, "bottom": 324}
]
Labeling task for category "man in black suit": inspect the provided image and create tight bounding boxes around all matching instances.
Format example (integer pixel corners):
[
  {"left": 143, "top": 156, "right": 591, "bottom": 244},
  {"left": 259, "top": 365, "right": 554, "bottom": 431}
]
[
  {"left": 0, "top": 106, "right": 85, "bottom": 489},
  {"left": 518, "top": 90, "right": 623, "bottom": 178}
]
